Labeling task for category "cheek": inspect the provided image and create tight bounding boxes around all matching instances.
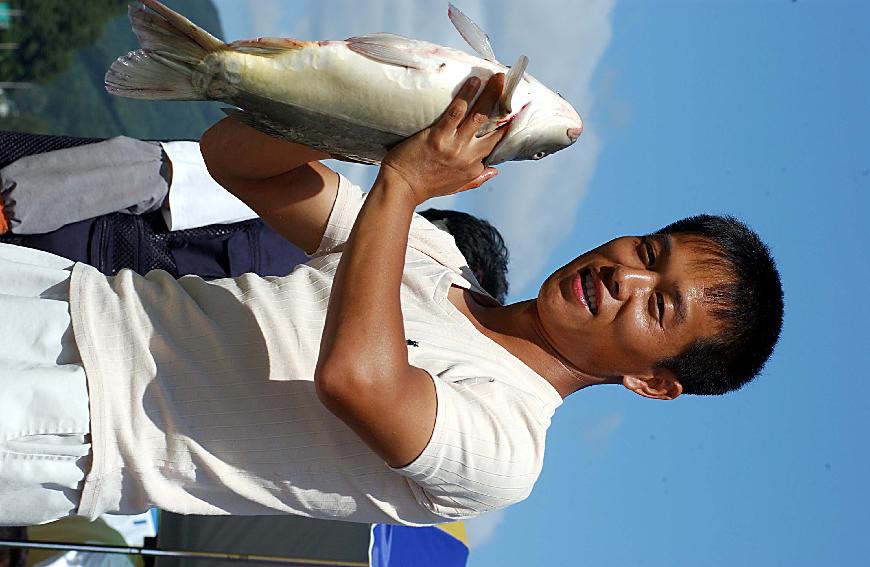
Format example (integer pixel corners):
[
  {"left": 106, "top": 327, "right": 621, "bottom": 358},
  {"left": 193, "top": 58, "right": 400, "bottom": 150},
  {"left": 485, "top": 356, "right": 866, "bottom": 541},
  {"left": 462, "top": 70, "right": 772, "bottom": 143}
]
[{"left": 613, "top": 310, "right": 661, "bottom": 363}]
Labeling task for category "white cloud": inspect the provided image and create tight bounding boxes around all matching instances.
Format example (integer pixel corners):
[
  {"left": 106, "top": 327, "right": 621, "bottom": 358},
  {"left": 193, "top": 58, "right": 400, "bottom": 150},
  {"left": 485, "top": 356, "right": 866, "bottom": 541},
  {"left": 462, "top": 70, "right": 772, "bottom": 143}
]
[
  {"left": 581, "top": 411, "right": 623, "bottom": 444},
  {"left": 464, "top": 508, "right": 506, "bottom": 549},
  {"left": 481, "top": 132, "right": 602, "bottom": 295},
  {"left": 291, "top": 0, "right": 485, "bottom": 47},
  {"left": 469, "top": 1, "right": 615, "bottom": 295}
]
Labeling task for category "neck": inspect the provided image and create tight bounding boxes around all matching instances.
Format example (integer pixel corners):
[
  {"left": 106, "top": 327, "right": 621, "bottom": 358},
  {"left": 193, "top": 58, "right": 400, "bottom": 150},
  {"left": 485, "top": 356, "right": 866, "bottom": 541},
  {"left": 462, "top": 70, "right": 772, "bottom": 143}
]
[{"left": 473, "top": 299, "right": 619, "bottom": 399}]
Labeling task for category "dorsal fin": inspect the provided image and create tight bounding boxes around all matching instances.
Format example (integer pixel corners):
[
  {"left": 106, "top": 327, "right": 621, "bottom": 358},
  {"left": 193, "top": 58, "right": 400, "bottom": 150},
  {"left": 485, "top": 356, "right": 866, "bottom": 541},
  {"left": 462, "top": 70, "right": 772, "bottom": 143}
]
[
  {"left": 498, "top": 54, "right": 528, "bottom": 115},
  {"left": 447, "top": 3, "right": 497, "bottom": 63},
  {"left": 140, "top": 0, "right": 223, "bottom": 52}
]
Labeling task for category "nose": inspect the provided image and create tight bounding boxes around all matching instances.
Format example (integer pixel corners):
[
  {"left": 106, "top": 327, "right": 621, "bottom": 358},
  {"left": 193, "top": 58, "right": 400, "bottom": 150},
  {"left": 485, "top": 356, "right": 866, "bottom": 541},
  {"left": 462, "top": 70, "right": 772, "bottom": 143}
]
[
  {"left": 610, "top": 265, "right": 656, "bottom": 301},
  {"left": 566, "top": 127, "right": 582, "bottom": 142}
]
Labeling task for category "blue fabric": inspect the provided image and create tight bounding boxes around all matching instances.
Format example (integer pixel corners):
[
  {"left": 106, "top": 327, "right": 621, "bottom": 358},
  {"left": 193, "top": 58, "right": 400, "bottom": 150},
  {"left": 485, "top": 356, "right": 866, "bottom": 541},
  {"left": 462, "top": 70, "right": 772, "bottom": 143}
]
[
  {"left": 0, "top": 212, "right": 308, "bottom": 279},
  {"left": 370, "top": 525, "right": 469, "bottom": 567}
]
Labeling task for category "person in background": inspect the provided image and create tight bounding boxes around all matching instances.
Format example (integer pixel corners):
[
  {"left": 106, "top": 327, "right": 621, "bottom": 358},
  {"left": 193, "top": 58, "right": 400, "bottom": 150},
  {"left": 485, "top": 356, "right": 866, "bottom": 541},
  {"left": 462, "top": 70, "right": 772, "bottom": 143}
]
[
  {"left": 419, "top": 208, "right": 509, "bottom": 303},
  {"left": 0, "top": 131, "right": 509, "bottom": 302}
]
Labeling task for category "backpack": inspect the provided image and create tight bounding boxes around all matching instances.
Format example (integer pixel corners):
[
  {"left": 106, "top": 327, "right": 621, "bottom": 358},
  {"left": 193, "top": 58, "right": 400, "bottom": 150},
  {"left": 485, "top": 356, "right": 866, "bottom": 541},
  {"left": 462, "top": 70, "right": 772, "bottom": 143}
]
[{"left": 0, "top": 130, "right": 307, "bottom": 277}]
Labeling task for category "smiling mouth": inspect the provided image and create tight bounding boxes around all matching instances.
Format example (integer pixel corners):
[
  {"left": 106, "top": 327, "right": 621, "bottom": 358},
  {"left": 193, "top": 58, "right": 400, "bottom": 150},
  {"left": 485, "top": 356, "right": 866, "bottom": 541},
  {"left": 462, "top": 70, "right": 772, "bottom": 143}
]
[{"left": 580, "top": 268, "right": 599, "bottom": 315}]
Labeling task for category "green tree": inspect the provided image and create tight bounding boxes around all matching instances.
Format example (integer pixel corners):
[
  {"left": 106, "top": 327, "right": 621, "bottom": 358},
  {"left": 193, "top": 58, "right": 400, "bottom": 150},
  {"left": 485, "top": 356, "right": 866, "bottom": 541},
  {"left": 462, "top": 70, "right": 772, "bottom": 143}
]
[
  {"left": 2, "top": 0, "right": 227, "bottom": 140},
  {"left": 0, "top": 0, "right": 128, "bottom": 83}
]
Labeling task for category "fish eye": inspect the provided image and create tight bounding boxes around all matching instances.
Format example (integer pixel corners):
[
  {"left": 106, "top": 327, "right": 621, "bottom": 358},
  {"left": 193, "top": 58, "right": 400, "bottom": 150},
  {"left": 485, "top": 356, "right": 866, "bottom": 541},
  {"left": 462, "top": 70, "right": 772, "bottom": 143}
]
[{"left": 532, "top": 151, "right": 547, "bottom": 160}]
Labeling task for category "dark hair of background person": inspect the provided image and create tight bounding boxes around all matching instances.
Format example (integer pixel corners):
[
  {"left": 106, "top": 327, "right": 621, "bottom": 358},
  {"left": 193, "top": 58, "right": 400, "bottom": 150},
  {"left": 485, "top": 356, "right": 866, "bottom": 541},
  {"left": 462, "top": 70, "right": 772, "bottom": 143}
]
[
  {"left": 0, "top": 527, "right": 28, "bottom": 567},
  {"left": 655, "top": 214, "right": 784, "bottom": 396},
  {"left": 419, "top": 208, "right": 510, "bottom": 304}
]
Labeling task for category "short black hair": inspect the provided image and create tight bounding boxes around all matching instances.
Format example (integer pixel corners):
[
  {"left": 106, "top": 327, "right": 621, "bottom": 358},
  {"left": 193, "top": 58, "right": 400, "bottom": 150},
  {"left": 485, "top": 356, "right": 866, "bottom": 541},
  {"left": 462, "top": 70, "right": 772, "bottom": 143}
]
[
  {"left": 418, "top": 208, "right": 510, "bottom": 304},
  {"left": 654, "top": 215, "right": 784, "bottom": 395}
]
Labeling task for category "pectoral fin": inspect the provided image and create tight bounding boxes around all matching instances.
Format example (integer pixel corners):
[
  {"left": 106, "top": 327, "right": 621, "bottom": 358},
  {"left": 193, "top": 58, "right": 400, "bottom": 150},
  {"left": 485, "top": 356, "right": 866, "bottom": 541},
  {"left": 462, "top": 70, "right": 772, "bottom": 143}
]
[
  {"left": 347, "top": 33, "right": 427, "bottom": 69},
  {"left": 228, "top": 37, "right": 310, "bottom": 57},
  {"left": 447, "top": 3, "right": 497, "bottom": 63},
  {"left": 498, "top": 54, "right": 528, "bottom": 115}
]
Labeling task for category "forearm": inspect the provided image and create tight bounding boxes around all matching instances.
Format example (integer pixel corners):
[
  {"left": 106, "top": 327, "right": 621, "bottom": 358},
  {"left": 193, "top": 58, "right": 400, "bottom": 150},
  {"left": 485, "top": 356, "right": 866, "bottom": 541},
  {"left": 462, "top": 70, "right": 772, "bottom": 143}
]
[
  {"left": 198, "top": 117, "right": 340, "bottom": 254},
  {"left": 200, "top": 117, "right": 328, "bottom": 181}
]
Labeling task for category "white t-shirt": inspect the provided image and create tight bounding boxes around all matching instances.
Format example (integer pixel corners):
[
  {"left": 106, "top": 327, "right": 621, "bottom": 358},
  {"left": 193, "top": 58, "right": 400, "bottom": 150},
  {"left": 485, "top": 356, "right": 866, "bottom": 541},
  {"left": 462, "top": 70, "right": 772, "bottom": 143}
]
[{"left": 69, "top": 175, "right": 562, "bottom": 526}]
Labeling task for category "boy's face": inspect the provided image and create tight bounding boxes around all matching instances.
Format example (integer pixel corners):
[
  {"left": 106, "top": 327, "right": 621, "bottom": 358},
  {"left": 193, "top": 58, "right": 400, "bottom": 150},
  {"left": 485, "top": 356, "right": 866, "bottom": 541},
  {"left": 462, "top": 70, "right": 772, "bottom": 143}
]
[{"left": 537, "top": 233, "right": 724, "bottom": 388}]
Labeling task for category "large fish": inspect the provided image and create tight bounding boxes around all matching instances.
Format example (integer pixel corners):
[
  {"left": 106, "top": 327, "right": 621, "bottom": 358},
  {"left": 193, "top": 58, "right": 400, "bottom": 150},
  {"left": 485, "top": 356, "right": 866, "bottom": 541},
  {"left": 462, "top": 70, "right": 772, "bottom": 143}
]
[{"left": 106, "top": 0, "right": 582, "bottom": 166}]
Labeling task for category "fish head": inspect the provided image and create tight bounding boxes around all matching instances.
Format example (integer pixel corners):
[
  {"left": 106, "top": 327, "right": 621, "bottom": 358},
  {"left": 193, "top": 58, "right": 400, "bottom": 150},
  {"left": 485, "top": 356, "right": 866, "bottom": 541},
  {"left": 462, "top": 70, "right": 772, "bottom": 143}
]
[{"left": 485, "top": 85, "right": 583, "bottom": 166}]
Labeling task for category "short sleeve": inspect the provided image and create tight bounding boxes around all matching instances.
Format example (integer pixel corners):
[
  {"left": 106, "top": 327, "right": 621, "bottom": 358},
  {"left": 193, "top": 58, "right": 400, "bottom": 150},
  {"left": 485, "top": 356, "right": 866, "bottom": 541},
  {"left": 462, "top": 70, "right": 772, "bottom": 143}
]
[
  {"left": 310, "top": 173, "right": 367, "bottom": 257},
  {"left": 310, "top": 172, "right": 481, "bottom": 268},
  {"left": 394, "top": 374, "right": 550, "bottom": 520}
]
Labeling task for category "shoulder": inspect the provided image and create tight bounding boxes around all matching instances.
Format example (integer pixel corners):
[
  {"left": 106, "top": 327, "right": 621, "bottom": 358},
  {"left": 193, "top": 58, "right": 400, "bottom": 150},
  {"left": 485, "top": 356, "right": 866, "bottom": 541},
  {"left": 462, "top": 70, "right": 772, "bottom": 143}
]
[
  {"left": 310, "top": 173, "right": 367, "bottom": 256},
  {"left": 392, "top": 374, "right": 553, "bottom": 520},
  {"left": 312, "top": 175, "right": 470, "bottom": 270}
]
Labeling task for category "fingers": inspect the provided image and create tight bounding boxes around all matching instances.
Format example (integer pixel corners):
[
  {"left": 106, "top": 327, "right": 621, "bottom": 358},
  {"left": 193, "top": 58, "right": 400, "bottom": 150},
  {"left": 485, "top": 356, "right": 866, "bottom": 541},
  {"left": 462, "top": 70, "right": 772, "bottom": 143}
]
[
  {"left": 457, "top": 73, "right": 504, "bottom": 140},
  {"left": 482, "top": 121, "right": 511, "bottom": 160},
  {"left": 435, "top": 76, "right": 481, "bottom": 134}
]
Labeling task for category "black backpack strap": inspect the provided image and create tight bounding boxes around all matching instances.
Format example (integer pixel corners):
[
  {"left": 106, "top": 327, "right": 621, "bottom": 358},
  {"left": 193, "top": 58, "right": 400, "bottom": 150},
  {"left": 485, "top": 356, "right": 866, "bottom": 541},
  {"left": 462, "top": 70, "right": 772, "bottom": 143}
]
[{"left": 0, "top": 130, "right": 105, "bottom": 169}]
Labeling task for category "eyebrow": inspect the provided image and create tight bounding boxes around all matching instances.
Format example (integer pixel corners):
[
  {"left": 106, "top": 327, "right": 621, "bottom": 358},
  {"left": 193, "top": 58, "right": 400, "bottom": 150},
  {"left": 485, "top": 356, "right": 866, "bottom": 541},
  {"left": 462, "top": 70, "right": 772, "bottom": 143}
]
[{"left": 651, "top": 234, "right": 687, "bottom": 326}]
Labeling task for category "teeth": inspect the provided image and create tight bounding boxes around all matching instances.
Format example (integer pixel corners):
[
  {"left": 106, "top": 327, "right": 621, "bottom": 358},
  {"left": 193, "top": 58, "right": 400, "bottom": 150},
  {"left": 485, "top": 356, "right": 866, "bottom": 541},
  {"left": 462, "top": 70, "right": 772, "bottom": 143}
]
[{"left": 582, "top": 272, "right": 598, "bottom": 313}]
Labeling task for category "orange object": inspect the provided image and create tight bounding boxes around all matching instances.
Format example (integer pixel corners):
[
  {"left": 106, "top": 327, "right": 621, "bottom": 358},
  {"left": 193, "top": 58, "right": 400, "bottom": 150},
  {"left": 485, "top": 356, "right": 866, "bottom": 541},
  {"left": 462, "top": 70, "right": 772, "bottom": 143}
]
[{"left": 0, "top": 199, "right": 8, "bottom": 235}]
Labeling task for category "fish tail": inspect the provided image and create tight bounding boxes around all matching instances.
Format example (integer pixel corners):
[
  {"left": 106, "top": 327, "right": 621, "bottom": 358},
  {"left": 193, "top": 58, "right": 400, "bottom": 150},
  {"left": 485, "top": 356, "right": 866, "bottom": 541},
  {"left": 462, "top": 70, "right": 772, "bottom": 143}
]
[{"left": 105, "top": 0, "right": 225, "bottom": 100}]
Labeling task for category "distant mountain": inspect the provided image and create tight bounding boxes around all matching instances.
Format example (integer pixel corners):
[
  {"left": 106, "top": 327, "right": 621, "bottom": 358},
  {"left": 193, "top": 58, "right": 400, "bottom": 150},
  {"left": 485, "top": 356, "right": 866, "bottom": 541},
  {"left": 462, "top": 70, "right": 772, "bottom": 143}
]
[{"left": 1, "top": 0, "right": 227, "bottom": 140}]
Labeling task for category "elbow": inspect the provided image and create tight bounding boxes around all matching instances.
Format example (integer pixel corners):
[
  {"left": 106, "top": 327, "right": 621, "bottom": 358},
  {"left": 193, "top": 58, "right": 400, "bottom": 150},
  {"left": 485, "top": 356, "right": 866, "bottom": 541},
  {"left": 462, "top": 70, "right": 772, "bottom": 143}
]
[
  {"left": 314, "top": 358, "right": 395, "bottom": 415},
  {"left": 314, "top": 362, "right": 366, "bottom": 415},
  {"left": 315, "top": 340, "right": 411, "bottom": 415}
]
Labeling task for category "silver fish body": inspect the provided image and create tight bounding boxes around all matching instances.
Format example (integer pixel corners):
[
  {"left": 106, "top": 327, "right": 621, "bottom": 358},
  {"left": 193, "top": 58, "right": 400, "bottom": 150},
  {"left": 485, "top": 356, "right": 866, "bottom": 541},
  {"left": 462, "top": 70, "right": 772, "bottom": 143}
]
[{"left": 107, "top": 0, "right": 582, "bottom": 166}]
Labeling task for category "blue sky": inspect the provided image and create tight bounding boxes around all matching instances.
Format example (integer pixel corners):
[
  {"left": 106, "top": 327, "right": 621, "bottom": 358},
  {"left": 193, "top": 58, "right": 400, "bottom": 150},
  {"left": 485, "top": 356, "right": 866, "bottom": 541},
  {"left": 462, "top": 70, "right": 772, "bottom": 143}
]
[{"left": 213, "top": 1, "right": 869, "bottom": 565}]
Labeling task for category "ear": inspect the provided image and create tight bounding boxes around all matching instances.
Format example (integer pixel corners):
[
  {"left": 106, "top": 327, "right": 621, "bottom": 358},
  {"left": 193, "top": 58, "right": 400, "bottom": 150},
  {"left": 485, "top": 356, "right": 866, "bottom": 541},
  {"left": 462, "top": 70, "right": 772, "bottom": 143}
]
[{"left": 622, "top": 369, "right": 683, "bottom": 401}]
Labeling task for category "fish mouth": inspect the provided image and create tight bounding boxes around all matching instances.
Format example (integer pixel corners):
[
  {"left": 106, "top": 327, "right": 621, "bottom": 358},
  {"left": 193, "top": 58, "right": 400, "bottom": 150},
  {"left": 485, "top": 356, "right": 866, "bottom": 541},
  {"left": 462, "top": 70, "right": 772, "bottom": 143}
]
[
  {"left": 567, "top": 126, "right": 582, "bottom": 142},
  {"left": 485, "top": 107, "right": 581, "bottom": 165}
]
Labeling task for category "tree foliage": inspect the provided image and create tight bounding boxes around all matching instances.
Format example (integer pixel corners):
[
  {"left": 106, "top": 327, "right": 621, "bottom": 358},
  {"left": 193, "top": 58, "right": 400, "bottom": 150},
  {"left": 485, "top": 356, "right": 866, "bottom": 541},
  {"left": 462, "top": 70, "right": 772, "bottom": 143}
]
[
  {"left": 0, "top": 0, "right": 128, "bottom": 83},
  {"left": 0, "top": 0, "right": 227, "bottom": 140}
]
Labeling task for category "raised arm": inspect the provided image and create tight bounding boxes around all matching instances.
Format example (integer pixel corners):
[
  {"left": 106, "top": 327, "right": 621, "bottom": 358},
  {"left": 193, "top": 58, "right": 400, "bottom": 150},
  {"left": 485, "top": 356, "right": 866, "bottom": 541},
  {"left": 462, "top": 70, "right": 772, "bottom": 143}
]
[
  {"left": 199, "top": 117, "right": 338, "bottom": 253},
  {"left": 315, "top": 74, "right": 506, "bottom": 467}
]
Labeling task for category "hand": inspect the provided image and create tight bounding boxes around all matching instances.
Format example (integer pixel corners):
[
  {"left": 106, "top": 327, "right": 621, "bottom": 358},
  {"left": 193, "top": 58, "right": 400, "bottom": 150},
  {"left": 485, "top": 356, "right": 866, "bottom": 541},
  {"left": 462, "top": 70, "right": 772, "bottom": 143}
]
[{"left": 380, "top": 74, "right": 507, "bottom": 206}]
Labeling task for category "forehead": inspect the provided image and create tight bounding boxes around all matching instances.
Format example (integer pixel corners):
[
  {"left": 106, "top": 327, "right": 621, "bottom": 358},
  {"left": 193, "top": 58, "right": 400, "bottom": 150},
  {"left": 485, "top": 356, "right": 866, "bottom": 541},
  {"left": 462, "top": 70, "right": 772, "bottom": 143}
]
[{"left": 657, "top": 233, "right": 732, "bottom": 339}]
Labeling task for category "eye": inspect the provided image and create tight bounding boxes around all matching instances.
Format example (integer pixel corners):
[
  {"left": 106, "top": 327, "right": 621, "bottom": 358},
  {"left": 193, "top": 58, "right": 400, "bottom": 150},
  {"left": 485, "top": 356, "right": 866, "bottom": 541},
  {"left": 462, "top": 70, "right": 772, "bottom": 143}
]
[
  {"left": 643, "top": 238, "right": 656, "bottom": 267},
  {"left": 532, "top": 151, "right": 547, "bottom": 160},
  {"left": 655, "top": 292, "right": 665, "bottom": 324}
]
